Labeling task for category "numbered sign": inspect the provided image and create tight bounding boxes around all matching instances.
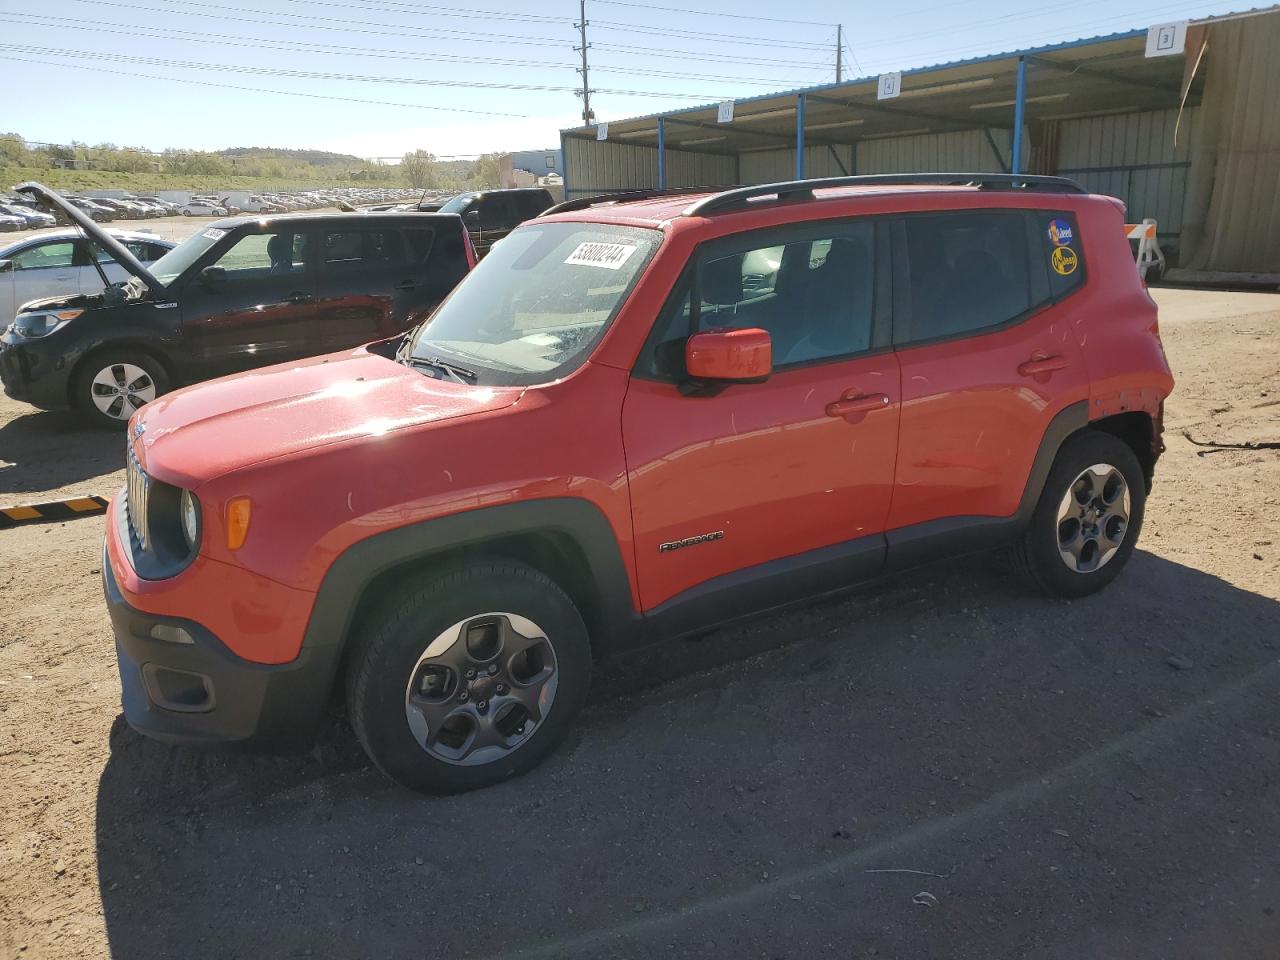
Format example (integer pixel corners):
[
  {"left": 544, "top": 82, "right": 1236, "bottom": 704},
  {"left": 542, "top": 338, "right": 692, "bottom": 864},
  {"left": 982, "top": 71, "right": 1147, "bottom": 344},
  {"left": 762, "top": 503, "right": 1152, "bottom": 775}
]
[
  {"left": 596, "top": 122, "right": 609, "bottom": 141},
  {"left": 717, "top": 100, "right": 735, "bottom": 123},
  {"left": 1145, "top": 21, "right": 1187, "bottom": 57},
  {"left": 877, "top": 72, "right": 902, "bottom": 100}
]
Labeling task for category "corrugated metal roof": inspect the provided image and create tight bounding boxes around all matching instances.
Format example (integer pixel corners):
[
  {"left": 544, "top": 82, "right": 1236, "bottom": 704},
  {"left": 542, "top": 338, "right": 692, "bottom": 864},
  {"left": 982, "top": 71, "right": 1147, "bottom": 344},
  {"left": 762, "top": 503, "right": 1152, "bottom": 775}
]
[{"left": 562, "top": 4, "right": 1279, "bottom": 135}]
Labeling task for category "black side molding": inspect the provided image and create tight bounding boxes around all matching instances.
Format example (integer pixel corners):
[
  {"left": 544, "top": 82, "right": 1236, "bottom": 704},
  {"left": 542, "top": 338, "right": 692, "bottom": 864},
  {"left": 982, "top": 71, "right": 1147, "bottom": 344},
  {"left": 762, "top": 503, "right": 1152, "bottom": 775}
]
[{"left": 644, "top": 534, "right": 886, "bottom": 641}]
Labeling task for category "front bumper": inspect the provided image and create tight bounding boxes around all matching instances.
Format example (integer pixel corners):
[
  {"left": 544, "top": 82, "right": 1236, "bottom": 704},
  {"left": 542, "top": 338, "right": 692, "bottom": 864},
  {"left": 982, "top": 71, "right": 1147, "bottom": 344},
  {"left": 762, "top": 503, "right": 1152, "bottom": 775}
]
[
  {"left": 104, "top": 547, "right": 342, "bottom": 746},
  {"left": 0, "top": 335, "right": 72, "bottom": 410}
]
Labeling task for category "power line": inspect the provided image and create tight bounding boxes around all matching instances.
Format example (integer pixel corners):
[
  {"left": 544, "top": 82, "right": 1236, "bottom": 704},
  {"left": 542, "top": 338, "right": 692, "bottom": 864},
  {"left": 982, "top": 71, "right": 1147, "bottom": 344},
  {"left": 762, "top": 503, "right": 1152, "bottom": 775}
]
[
  {"left": 0, "top": 12, "right": 576, "bottom": 70},
  {"left": 65, "top": 0, "right": 574, "bottom": 48},
  {"left": 592, "top": 42, "right": 831, "bottom": 67},
  {"left": 3, "top": 13, "right": 820, "bottom": 87},
  {"left": 591, "top": 0, "right": 836, "bottom": 27},
  {"left": 590, "top": 19, "right": 833, "bottom": 49},
  {"left": 0, "top": 54, "right": 526, "bottom": 115},
  {"left": 0, "top": 42, "right": 735, "bottom": 99},
  {"left": 274, "top": 0, "right": 567, "bottom": 25}
]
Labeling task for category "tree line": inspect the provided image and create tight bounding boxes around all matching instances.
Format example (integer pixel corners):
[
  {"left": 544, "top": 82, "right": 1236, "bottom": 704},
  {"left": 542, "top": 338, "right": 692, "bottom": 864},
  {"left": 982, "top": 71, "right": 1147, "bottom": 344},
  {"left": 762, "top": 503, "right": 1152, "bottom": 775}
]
[{"left": 0, "top": 134, "right": 506, "bottom": 189}]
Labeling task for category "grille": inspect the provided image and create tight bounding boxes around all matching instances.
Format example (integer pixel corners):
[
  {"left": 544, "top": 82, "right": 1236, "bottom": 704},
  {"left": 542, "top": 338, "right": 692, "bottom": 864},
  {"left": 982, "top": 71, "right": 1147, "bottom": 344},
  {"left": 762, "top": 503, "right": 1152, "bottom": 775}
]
[{"left": 126, "top": 443, "right": 151, "bottom": 550}]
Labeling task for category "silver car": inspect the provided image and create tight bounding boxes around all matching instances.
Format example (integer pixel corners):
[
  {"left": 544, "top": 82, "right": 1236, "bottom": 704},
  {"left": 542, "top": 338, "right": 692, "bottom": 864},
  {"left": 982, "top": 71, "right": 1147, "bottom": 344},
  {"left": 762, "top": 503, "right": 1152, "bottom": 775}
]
[{"left": 0, "top": 229, "right": 176, "bottom": 323}]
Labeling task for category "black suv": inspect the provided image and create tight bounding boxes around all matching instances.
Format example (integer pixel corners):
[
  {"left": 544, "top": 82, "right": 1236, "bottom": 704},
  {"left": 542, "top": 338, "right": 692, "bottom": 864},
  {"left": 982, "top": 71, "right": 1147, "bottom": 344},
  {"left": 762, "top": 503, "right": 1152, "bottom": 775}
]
[
  {"left": 0, "top": 183, "right": 474, "bottom": 427},
  {"left": 437, "top": 187, "right": 554, "bottom": 258}
]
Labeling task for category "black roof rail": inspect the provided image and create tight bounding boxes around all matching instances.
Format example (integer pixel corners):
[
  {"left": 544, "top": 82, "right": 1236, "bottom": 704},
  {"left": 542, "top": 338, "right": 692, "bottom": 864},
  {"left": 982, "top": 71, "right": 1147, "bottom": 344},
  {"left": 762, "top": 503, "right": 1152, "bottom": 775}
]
[
  {"left": 684, "top": 173, "right": 1087, "bottom": 216},
  {"left": 540, "top": 185, "right": 734, "bottom": 218}
]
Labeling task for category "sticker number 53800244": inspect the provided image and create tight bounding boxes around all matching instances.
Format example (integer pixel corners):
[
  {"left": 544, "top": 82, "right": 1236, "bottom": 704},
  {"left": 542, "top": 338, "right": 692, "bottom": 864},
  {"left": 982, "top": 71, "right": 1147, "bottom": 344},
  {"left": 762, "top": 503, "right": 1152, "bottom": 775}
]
[{"left": 564, "top": 241, "right": 638, "bottom": 270}]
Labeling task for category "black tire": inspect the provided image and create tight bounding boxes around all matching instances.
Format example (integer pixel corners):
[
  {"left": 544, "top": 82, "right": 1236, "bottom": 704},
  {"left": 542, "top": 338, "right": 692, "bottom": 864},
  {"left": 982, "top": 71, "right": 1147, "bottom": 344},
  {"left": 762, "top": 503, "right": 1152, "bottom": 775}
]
[
  {"left": 74, "top": 349, "right": 170, "bottom": 430},
  {"left": 1010, "top": 430, "right": 1145, "bottom": 599},
  {"left": 346, "top": 561, "right": 592, "bottom": 794}
]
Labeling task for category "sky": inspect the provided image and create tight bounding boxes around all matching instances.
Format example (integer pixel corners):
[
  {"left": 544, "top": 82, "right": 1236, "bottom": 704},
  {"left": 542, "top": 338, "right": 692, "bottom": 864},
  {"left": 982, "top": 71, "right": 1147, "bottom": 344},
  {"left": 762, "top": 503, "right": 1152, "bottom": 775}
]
[{"left": 0, "top": 0, "right": 1248, "bottom": 159}]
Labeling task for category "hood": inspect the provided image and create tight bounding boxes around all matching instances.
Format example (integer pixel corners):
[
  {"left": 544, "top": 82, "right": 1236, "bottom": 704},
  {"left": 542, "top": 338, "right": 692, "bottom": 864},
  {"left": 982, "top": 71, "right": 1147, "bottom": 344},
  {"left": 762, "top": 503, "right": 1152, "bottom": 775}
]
[
  {"left": 134, "top": 346, "right": 525, "bottom": 486},
  {"left": 14, "top": 182, "right": 165, "bottom": 297},
  {"left": 15, "top": 291, "right": 101, "bottom": 314}
]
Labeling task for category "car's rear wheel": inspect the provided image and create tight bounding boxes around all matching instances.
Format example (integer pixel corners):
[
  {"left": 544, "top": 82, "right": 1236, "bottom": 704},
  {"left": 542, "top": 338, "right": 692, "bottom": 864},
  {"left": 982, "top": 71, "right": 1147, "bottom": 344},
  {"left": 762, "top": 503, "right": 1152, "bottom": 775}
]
[
  {"left": 1011, "top": 430, "right": 1145, "bottom": 599},
  {"left": 346, "top": 562, "right": 591, "bottom": 793},
  {"left": 75, "top": 350, "right": 169, "bottom": 429}
]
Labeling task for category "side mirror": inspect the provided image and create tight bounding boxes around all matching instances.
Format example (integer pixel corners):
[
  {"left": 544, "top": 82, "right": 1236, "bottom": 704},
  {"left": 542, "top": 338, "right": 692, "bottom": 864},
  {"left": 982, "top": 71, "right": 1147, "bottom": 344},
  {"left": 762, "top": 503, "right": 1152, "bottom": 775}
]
[
  {"left": 463, "top": 209, "right": 481, "bottom": 231},
  {"left": 0, "top": 259, "right": 11, "bottom": 274},
  {"left": 199, "top": 265, "right": 226, "bottom": 287},
  {"left": 685, "top": 327, "right": 772, "bottom": 383}
]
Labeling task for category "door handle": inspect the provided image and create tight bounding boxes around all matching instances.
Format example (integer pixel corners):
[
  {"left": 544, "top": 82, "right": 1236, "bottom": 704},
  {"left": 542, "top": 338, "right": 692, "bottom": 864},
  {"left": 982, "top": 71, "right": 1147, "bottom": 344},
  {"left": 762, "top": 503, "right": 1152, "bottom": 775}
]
[
  {"left": 283, "top": 292, "right": 314, "bottom": 304},
  {"left": 1017, "top": 353, "right": 1070, "bottom": 376},
  {"left": 826, "top": 392, "right": 891, "bottom": 418},
  {"left": 395, "top": 280, "right": 419, "bottom": 291}
]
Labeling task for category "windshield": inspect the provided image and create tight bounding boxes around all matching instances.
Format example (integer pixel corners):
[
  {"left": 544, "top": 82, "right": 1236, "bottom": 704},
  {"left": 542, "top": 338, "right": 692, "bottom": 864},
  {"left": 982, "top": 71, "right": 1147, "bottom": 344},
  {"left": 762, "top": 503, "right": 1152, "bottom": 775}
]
[
  {"left": 438, "top": 193, "right": 476, "bottom": 215},
  {"left": 146, "top": 226, "right": 228, "bottom": 285},
  {"left": 407, "top": 221, "right": 661, "bottom": 385}
]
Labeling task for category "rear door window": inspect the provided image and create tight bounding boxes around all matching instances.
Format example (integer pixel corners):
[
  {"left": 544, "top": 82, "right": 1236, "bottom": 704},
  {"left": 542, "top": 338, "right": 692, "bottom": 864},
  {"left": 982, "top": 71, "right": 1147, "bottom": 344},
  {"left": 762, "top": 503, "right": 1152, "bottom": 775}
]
[
  {"left": 323, "top": 229, "right": 407, "bottom": 270},
  {"left": 898, "top": 211, "right": 1033, "bottom": 344}
]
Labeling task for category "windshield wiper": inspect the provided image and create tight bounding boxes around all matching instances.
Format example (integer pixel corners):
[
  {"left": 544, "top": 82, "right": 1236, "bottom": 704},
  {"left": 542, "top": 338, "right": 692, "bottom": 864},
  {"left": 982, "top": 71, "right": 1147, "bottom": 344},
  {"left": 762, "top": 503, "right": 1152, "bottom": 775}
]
[{"left": 400, "top": 354, "right": 477, "bottom": 384}]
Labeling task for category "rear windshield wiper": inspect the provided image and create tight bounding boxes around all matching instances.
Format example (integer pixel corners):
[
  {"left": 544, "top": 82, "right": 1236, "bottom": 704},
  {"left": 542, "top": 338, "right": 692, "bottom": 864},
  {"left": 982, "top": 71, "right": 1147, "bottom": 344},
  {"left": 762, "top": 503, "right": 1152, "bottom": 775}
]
[{"left": 400, "top": 354, "right": 477, "bottom": 384}]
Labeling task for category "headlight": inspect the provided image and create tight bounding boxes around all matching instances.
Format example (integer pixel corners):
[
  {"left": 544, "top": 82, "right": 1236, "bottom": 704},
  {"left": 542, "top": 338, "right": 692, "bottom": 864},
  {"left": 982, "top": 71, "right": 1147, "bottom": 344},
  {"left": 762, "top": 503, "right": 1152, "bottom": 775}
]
[
  {"left": 180, "top": 489, "right": 201, "bottom": 551},
  {"left": 12, "top": 309, "right": 82, "bottom": 339}
]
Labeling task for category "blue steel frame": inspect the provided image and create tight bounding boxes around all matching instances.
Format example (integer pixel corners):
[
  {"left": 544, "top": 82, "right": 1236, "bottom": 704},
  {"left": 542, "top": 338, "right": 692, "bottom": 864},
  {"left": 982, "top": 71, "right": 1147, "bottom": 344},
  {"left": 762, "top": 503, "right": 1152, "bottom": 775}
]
[
  {"left": 795, "top": 93, "right": 807, "bottom": 180},
  {"left": 657, "top": 117, "right": 666, "bottom": 189},
  {"left": 1011, "top": 56, "right": 1027, "bottom": 175},
  {"left": 559, "top": 26, "right": 1150, "bottom": 194}
]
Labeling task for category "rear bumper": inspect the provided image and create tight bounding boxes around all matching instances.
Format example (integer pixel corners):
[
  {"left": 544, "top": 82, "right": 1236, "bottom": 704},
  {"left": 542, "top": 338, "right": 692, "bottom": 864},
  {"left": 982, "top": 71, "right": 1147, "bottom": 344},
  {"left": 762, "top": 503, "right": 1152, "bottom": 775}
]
[{"left": 104, "top": 545, "right": 341, "bottom": 746}]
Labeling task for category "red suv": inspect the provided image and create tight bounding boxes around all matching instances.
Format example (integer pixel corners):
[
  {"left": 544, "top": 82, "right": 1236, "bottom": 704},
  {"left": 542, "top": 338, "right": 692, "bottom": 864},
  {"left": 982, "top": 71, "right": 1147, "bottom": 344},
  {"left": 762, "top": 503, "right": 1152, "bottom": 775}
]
[{"left": 103, "top": 174, "right": 1173, "bottom": 793}]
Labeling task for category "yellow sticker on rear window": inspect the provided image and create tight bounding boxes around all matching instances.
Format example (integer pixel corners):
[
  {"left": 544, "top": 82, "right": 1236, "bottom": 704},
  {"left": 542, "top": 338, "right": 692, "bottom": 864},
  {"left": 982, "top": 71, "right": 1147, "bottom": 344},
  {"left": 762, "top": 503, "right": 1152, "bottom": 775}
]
[{"left": 1051, "top": 245, "right": 1079, "bottom": 276}]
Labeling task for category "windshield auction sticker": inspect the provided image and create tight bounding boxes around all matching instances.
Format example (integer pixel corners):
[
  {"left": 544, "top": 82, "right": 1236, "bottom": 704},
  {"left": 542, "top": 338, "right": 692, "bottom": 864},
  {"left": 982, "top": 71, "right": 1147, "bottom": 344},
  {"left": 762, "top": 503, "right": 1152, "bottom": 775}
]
[
  {"left": 201, "top": 228, "right": 227, "bottom": 241},
  {"left": 564, "top": 241, "right": 638, "bottom": 270}
]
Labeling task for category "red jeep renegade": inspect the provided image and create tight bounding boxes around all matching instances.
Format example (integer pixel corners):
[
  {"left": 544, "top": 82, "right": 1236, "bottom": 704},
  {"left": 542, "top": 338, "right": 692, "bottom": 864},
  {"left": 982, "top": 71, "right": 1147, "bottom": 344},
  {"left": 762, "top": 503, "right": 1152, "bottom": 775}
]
[{"left": 103, "top": 174, "right": 1173, "bottom": 793}]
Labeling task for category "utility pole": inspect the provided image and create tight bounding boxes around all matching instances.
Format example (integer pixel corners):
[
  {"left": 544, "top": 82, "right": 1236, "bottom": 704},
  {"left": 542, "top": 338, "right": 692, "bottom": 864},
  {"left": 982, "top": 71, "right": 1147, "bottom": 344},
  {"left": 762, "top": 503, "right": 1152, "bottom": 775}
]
[
  {"left": 575, "top": 0, "right": 594, "bottom": 125},
  {"left": 835, "top": 24, "right": 843, "bottom": 83}
]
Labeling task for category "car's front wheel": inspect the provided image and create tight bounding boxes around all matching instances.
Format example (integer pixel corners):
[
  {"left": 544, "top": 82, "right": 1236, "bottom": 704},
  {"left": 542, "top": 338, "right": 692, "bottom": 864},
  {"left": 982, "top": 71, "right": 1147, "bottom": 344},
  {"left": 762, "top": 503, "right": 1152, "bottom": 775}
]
[
  {"left": 1011, "top": 430, "right": 1146, "bottom": 598},
  {"left": 75, "top": 350, "right": 169, "bottom": 429},
  {"left": 346, "top": 562, "right": 592, "bottom": 793}
]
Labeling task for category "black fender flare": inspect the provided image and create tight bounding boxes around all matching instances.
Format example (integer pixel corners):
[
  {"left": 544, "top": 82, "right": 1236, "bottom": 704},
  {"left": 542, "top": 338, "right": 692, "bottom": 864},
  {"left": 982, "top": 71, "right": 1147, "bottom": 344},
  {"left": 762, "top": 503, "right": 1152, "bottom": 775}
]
[{"left": 299, "top": 497, "right": 642, "bottom": 664}]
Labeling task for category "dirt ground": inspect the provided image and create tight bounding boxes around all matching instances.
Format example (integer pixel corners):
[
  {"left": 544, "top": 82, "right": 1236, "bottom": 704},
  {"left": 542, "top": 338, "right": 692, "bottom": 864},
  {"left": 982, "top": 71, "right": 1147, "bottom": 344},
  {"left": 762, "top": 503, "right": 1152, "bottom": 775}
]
[{"left": 1, "top": 288, "right": 1277, "bottom": 960}]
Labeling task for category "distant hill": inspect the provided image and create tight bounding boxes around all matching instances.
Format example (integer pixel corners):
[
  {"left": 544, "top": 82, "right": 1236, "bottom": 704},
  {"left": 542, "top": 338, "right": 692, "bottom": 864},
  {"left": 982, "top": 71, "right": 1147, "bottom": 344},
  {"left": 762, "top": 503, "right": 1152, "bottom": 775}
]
[{"left": 217, "top": 147, "right": 365, "bottom": 167}]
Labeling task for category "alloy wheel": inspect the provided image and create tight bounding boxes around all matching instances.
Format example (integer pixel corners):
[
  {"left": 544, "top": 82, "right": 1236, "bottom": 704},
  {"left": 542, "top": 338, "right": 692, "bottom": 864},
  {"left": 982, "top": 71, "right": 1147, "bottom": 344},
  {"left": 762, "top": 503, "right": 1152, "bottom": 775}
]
[
  {"left": 1056, "top": 462, "right": 1131, "bottom": 573},
  {"left": 403, "top": 612, "right": 559, "bottom": 766},
  {"left": 90, "top": 363, "right": 156, "bottom": 420}
]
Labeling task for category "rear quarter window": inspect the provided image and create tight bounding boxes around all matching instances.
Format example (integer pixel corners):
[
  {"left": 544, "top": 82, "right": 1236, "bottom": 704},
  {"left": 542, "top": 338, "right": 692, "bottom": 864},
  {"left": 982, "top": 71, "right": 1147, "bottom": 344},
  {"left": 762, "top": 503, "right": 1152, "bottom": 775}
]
[{"left": 1038, "top": 212, "right": 1085, "bottom": 299}]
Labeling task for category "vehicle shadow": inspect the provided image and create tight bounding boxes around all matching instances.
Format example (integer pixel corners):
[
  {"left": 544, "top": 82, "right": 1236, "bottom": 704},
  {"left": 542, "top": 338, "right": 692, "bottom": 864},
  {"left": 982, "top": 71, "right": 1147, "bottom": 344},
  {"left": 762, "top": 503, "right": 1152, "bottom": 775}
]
[
  {"left": 95, "top": 551, "right": 1280, "bottom": 960},
  {"left": 0, "top": 409, "right": 122, "bottom": 497}
]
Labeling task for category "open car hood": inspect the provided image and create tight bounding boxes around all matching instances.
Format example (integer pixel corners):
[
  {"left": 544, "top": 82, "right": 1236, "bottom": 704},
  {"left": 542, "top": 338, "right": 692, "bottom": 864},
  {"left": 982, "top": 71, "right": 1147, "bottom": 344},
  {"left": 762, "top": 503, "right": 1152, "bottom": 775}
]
[{"left": 13, "top": 182, "right": 166, "bottom": 297}]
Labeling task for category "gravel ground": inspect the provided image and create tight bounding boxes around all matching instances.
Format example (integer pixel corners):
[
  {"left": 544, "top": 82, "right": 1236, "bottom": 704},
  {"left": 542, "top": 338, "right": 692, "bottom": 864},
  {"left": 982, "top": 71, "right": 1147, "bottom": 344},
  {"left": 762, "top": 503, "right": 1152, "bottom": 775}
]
[{"left": 0, "top": 288, "right": 1277, "bottom": 960}]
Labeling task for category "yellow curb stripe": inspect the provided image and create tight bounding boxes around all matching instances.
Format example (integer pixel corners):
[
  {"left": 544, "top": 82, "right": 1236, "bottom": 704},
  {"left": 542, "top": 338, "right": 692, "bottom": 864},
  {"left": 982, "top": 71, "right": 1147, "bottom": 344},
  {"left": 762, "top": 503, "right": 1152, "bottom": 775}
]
[{"left": 2, "top": 506, "right": 42, "bottom": 521}]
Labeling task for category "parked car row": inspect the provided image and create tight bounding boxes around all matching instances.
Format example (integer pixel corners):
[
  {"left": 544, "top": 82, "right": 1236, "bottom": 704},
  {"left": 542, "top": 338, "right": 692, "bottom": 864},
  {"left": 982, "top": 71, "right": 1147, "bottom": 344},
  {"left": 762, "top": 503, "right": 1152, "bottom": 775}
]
[
  {"left": 1, "top": 182, "right": 475, "bottom": 425},
  {"left": 0, "top": 183, "right": 564, "bottom": 429}
]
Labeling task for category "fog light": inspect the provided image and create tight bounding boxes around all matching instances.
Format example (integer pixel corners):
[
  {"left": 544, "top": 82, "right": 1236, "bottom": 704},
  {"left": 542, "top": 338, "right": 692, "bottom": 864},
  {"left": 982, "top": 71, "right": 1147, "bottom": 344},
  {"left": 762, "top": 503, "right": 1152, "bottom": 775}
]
[{"left": 149, "top": 624, "right": 194, "bottom": 645}]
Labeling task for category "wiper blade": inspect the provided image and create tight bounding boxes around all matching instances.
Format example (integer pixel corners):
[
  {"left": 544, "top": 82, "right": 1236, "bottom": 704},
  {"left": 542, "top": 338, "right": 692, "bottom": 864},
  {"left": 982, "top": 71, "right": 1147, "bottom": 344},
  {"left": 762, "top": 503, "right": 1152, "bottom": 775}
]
[{"left": 400, "top": 354, "right": 477, "bottom": 384}]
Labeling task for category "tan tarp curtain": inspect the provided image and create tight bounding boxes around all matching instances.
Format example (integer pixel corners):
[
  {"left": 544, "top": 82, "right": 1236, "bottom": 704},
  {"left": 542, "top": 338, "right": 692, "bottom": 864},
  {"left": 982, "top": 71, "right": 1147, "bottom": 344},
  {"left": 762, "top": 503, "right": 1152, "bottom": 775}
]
[{"left": 1179, "top": 12, "right": 1280, "bottom": 274}]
